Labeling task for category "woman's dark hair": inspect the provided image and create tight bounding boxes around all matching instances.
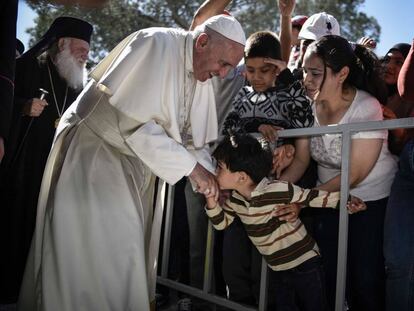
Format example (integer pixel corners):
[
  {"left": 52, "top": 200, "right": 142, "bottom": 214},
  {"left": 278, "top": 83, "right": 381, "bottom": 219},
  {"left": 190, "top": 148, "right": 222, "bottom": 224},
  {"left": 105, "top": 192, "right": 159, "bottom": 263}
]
[
  {"left": 306, "top": 35, "right": 387, "bottom": 103},
  {"left": 244, "top": 31, "right": 281, "bottom": 61},
  {"left": 213, "top": 134, "right": 273, "bottom": 184}
]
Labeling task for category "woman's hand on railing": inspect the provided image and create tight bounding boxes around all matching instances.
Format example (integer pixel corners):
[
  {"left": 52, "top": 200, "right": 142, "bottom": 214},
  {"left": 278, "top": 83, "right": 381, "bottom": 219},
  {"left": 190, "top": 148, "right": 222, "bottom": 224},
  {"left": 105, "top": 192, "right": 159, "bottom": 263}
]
[
  {"left": 272, "top": 144, "right": 296, "bottom": 178},
  {"left": 272, "top": 203, "right": 302, "bottom": 222},
  {"left": 258, "top": 124, "right": 283, "bottom": 143},
  {"left": 347, "top": 195, "right": 367, "bottom": 214}
]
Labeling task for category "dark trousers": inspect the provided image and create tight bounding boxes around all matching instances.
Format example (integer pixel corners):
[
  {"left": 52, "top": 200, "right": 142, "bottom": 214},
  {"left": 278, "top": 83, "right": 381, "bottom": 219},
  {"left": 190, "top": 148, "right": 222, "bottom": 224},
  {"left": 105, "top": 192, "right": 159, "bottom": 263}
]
[
  {"left": 222, "top": 218, "right": 261, "bottom": 305},
  {"left": 384, "top": 139, "right": 414, "bottom": 311},
  {"left": 184, "top": 180, "right": 226, "bottom": 301},
  {"left": 271, "top": 256, "right": 327, "bottom": 311},
  {"left": 312, "top": 198, "right": 387, "bottom": 311}
]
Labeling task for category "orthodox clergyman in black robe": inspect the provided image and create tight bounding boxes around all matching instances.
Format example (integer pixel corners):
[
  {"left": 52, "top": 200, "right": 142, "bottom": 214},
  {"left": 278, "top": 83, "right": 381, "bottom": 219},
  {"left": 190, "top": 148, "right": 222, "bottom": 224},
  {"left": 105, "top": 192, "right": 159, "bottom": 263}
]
[{"left": 0, "top": 16, "right": 92, "bottom": 303}]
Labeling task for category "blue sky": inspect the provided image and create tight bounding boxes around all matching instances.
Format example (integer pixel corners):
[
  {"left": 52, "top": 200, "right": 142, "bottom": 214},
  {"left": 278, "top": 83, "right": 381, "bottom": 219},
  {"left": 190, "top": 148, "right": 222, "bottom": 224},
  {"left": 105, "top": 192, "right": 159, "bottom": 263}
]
[{"left": 17, "top": 0, "right": 413, "bottom": 57}]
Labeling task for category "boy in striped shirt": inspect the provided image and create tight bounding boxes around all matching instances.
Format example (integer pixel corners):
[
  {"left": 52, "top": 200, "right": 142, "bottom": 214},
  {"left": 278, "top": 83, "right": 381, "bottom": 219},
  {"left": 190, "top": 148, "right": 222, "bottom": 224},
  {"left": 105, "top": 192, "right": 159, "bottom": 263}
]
[{"left": 204, "top": 133, "right": 366, "bottom": 310}]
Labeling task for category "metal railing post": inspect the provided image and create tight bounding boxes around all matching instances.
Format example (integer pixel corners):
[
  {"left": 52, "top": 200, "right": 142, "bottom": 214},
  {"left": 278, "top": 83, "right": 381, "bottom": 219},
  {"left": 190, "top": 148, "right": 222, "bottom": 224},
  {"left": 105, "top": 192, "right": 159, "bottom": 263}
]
[
  {"left": 335, "top": 130, "right": 352, "bottom": 311},
  {"left": 203, "top": 220, "right": 215, "bottom": 293},
  {"left": 258, "top": 258, "right": 269, "bottom": 311},
  {"left": 161, "top": 184, "right": 175, "bottom": 278}
]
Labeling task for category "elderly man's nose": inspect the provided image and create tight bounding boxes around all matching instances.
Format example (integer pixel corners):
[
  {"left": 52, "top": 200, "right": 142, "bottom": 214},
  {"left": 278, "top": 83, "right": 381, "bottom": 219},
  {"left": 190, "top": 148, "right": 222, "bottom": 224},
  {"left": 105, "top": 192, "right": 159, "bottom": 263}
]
[{"left": 219, "top": 67, "right": 229, "bottom": 79}]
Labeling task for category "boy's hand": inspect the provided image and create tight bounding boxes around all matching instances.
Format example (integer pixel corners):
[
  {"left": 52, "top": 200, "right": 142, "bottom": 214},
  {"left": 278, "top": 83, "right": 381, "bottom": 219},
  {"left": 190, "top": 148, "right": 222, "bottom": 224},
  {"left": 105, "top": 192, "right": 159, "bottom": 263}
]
[
  {"left": 205, "top": 190, "right": 230, "bottom": 210},
  {"left": 258, "top": 124, "right": 283, "bottom": 142},
  {"left": 189, "top": 163, "right": 220, "bottom": 201},
  {"left": 218, "top": 189, "right": 231, "bottom": 205},
  {"left": 272, "top": 144, "right": 295, "bottom": 178},
  {"left": 347, "top": 195, "right": 367, "bottom": 214},
  {"left": 205, "top": 193, "right": 218, "bottom": 210},
  {"left": 263, "top": 58, "right": 287, "bottom": 74},
  {"left": 272, "top": 203, "right": 302, "bottom": 222}
]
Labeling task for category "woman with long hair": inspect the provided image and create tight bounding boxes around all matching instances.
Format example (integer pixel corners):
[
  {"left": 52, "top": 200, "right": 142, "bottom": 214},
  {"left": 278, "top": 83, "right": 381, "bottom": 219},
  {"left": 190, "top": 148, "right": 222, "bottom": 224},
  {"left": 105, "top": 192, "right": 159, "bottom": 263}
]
[{"left": 281, "top": 35, "right": 397, "bottom": 311}]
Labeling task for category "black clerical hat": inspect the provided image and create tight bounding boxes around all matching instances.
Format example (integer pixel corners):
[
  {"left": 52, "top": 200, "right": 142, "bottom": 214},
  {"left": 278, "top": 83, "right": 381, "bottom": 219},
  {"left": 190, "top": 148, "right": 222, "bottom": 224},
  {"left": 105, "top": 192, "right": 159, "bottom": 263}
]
[
  {"left": 20, "top": 16, "right": 93, "bottom": 59},
  {"left": 386, "top": 43, "right": 411, "bottom": 59},
  {"left": 16, "top": 39, "right": 25, "bottom": 56}
]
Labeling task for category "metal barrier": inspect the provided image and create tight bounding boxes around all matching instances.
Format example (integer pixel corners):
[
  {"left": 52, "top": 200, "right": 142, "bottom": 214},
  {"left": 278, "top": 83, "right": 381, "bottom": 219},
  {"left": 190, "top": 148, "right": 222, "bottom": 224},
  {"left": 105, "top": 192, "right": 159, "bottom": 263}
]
[{"left": 157, "top": 117, "right": 414, "bottom": 311}]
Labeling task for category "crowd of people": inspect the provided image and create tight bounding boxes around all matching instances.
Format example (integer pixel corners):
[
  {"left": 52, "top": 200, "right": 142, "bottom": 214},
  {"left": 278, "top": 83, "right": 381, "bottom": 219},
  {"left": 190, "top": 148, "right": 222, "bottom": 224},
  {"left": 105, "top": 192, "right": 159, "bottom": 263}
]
[{"left": 0, "top": 0, "right": 413, "bottom": 310}]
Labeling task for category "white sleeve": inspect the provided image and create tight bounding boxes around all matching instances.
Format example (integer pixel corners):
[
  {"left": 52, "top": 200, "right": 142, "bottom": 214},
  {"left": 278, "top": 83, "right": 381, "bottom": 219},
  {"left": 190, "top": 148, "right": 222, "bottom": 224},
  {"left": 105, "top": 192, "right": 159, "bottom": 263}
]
[
  {"left": 125, "top": 120, "right": 197, "bottom": 185},
  {"left": 187, "top": 144, "right": 215, "bottom": 174},
  {"left": 350, "top": 93, "right": 388, "bottom": 139}
]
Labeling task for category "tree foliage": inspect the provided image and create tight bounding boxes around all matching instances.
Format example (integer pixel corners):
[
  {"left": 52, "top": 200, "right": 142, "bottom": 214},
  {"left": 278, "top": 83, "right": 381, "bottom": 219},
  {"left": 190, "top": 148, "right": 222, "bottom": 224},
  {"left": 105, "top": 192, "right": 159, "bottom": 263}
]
[{"left": 26, "top": 0, "right": 380, "bottom": 65}]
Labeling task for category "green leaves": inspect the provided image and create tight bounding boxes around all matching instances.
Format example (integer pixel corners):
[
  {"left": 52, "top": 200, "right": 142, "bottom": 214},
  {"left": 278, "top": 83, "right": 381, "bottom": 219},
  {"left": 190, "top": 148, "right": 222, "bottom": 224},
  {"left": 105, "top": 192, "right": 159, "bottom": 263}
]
[{"left": 25, "top": 0, "right": 380, "bottom": 67}]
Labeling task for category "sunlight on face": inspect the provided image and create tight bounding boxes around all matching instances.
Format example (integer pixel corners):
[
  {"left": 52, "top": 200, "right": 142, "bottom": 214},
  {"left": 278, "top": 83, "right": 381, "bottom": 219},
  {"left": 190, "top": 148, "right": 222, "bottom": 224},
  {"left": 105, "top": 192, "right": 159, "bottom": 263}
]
[
  {"left": 382, "top": 50, "right": 405, "bottom": 85},
  {"left": 215, "top": 161, "right": 238, "bottom": 190},
  {"left": 302, "top": 52, "right": 325, "bottom": 100},
  {"left": 193, "top": 34, "right": 244, "bottom": 82},
  {"left": 245, "top": 57, "right": 278, "bottom": 92},
  {"left": 69, "top": 38, "right": 90, "bottom": 66}
]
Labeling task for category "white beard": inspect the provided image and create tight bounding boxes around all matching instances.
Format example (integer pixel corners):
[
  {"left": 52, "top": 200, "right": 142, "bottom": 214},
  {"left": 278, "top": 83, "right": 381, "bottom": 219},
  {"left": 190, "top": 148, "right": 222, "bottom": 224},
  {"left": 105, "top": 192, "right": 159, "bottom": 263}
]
[{"left": 54, "top": 47, "right": 85, "bottom": 90}]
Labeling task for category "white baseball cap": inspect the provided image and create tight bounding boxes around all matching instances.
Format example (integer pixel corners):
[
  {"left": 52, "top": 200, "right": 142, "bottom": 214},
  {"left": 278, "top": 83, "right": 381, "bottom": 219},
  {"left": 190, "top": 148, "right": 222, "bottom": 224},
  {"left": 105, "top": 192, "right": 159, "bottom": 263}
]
[
  {"left": 298, "top": 12, "right": 340, "bottom": 41},
  {"left": 200, "top": 14, "right": 246, "bottom": 46}
]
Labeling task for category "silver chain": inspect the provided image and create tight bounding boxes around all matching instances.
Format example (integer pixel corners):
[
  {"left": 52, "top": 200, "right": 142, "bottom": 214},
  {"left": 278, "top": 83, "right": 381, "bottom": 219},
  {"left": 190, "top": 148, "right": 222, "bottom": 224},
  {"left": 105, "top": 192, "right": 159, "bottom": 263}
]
[
  {"left": 47, "top": 61, "right": 68, "bottom": 118},
  {"left": 181, "top": 34, "right": 195, "bottom": 146}
]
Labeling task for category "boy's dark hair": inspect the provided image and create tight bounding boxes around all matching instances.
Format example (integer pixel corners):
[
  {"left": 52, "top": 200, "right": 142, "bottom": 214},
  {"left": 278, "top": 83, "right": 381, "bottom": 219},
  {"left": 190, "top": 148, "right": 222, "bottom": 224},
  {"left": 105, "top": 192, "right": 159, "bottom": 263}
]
[
  {"left": 244, "top": 31, "right": 282, "bottom": 60},
  {"left": 213, "top": 134, "right": 273, "bottom": 184}
]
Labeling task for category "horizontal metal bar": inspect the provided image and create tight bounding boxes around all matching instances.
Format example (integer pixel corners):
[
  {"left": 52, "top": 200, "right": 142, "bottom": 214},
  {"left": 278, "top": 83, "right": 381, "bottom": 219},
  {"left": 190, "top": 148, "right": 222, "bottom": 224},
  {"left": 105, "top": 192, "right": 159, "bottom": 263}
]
[
  {"left": 277, "top": 117, "right": 414, "bottom": 138},
  {"left": 158, "top": 117, "right": 414, "bottom": 310},
  {"left": 157, "top": 277, "right": 257, "bottom": 311}
]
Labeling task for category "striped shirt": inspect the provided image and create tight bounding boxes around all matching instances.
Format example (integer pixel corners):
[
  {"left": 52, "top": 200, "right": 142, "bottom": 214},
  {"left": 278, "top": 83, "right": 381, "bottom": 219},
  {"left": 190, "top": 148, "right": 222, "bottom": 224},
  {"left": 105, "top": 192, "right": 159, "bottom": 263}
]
[{"left": 205, "top": 178, "right": 342, "bottom": 271}]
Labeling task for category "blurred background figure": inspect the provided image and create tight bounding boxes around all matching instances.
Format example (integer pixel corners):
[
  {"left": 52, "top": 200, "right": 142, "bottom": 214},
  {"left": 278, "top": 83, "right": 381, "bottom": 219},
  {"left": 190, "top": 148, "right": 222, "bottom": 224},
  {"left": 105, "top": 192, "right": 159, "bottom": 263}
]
[
  {"left": 384, "top": 39, "right": 414, "bottom": 311},
  {"left": 381, "top": 42, "right": 413, "bottom": 154},
  {"left": 0, "top": 0, "right": 18, "bottom": 165},
  {"left": 287, "top": 14, "right": 307, "bottom": 70}
]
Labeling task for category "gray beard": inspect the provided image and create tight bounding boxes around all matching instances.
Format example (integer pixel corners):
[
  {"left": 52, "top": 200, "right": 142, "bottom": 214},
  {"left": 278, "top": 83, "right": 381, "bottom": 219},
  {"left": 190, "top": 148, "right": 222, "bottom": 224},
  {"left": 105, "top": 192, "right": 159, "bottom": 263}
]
[{"left": 54, "top": 48, "right": 85, "bottom": 90}]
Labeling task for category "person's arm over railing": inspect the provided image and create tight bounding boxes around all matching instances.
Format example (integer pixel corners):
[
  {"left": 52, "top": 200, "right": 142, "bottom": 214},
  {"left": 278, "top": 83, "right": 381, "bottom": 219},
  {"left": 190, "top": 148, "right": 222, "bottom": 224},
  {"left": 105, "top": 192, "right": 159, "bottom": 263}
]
[
  {"left": 316, "top": 138, "right": 382, "bottom": 192},
  {"left": 279, "top": 137, "right": 310, "bottom": 183}
]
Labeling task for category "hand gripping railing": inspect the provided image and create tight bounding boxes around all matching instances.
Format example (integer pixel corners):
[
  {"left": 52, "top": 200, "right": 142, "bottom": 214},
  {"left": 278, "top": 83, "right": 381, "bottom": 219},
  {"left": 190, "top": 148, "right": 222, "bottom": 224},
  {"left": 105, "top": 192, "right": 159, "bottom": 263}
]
[{"left": 157, "top": 117, "right": 414, "bottom": 311}]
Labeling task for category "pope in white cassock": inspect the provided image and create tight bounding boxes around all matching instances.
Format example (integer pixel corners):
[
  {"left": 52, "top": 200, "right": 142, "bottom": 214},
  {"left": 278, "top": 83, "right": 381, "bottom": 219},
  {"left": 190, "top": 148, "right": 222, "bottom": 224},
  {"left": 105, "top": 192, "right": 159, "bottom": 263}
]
[{"left": 17, "top": 14, "right": 245, "bottom": 311}]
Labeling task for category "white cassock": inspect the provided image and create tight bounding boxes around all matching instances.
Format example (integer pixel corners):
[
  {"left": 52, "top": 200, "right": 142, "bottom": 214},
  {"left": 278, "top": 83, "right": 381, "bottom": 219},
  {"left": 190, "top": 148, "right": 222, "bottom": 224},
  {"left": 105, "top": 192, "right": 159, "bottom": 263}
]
[{"left": 18, "top": 27, "right": 218, "bottom": 311}]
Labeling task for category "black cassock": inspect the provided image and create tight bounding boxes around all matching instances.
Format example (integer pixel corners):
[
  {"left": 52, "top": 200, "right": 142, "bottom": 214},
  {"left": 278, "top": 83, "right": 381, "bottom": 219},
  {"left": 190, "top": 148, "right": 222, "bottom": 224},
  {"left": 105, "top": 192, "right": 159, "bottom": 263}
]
[{"left": 0, "top": 55, "right": 80, "bottom": 303}]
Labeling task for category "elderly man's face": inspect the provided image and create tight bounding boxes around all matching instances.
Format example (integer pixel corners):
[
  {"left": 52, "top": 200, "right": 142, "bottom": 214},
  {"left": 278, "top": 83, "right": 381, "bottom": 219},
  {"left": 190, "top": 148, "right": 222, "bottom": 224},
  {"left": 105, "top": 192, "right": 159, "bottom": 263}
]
[
  {"left": 68, "top": 38, "right": 90, "bottom": 66},
  {"left": 193, "top": 33, "right": 244, "bottom": 82}
]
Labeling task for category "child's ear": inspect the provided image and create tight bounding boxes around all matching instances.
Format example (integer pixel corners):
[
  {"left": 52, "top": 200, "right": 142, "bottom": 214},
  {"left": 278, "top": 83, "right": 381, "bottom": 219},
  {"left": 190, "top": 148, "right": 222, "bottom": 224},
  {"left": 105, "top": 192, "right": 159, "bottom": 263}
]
[{"left": 237, "top": 171, "right": 249, "bottom": 183}]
